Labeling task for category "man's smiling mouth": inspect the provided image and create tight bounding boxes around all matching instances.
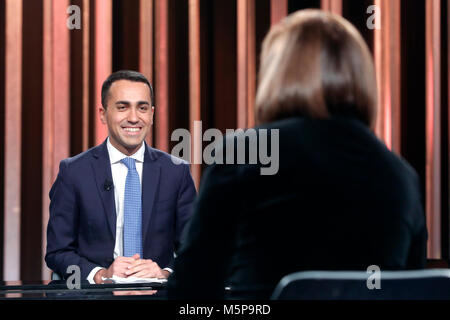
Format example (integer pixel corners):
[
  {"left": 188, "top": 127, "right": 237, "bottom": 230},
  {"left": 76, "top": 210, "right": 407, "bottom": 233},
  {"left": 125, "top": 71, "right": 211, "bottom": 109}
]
[{"left": 122, "top": 127, "right": 142, "bottom": 134}]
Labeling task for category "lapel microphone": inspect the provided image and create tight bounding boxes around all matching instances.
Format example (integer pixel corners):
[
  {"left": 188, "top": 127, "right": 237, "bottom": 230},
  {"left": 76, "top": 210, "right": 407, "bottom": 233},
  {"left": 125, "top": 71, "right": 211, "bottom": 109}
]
[{"left": 103, "top": 180, "right": 113, "bottom": 191}]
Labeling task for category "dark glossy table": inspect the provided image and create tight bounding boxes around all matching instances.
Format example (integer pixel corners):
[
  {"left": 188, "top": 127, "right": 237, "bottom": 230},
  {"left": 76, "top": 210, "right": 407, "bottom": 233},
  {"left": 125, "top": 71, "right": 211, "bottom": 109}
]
[{"left": 0, "top": 280, "right": 167, "bottom": 300}]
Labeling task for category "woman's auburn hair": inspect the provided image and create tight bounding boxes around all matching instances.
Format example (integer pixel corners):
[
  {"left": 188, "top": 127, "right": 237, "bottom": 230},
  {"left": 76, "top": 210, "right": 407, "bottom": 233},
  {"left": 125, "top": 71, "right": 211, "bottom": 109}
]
[{"left": 255, "top": 9, "right": 378, "bottom": 129}]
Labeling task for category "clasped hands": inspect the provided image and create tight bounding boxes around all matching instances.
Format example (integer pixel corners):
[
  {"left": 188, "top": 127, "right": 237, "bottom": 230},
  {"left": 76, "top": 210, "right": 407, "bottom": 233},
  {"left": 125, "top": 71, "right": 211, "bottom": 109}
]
[{"left": 94, "top": 253, "right": 170, "bottom": 284}]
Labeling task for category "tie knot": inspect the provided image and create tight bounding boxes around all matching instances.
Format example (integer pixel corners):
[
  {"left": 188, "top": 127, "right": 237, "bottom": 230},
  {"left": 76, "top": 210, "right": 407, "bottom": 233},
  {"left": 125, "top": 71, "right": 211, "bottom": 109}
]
[{"left": 121, "top": 157, "right": 136, "bottom": 170}]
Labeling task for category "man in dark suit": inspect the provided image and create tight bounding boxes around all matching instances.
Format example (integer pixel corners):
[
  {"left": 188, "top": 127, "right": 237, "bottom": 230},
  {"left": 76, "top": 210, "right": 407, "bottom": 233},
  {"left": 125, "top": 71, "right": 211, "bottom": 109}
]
[{"left": 46, "top": 70, "right": 196, "bottom": 284}]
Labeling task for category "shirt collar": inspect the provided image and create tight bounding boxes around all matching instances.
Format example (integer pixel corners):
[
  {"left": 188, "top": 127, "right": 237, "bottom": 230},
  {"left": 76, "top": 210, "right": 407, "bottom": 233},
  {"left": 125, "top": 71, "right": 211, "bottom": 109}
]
[{"left": 107, "top": 138, "right": 145, "bottom": 165}]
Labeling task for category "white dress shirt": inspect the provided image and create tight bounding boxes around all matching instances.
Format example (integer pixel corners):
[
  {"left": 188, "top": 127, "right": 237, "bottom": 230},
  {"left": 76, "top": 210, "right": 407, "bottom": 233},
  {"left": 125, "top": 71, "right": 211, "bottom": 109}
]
[{"left": 87, "top": 139, "right": 145, "bottom": 283}]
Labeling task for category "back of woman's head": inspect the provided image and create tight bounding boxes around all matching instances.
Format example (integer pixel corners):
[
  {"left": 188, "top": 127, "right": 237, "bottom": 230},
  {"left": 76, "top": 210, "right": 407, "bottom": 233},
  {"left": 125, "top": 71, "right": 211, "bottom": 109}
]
[{"left": 255, "top": 9, "right": 377, "bottom": 129}]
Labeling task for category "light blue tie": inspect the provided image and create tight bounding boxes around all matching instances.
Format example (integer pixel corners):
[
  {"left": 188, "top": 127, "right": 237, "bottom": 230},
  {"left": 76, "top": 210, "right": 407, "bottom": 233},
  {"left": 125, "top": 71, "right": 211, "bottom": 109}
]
[{"left": 121, "top": 157, "right": 143, "bottom": 257}]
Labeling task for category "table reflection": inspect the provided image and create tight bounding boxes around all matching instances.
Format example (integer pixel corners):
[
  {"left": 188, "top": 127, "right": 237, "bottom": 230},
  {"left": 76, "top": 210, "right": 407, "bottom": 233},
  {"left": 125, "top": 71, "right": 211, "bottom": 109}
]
[
  {"left": 0, "top": 279, "right": 166, "bottom": 300},
  {"left": 112, "top": 290, "right": 157, "bottom": 296}
]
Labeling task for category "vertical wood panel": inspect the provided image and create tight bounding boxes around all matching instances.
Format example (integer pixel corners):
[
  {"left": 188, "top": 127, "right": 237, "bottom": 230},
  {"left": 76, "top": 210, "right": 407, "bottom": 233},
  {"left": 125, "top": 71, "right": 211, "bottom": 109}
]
[
  {"left": 167, "top": 1, "right": 189, "bottom": 153},
  {"left": 69, "top": 0, "right": 84, "bottom": 155},
  {"left": 212, "top": 1, "right": 237, "bottom": 132},
  {"left": 442, "top": 0, "right": 450, "bottom": 240},
  {"left": 82, "top": 0, "right": 91, "bottom": 150},
  {"left": 440, "top": 0, "right": 449, "bottom": 259},
  {"left": 3, "top": 0, "right": 22, "bottom": 281},
  {"left": 426, "top": 0, "right": 441, "bottom": 259},
  {"left": 94, "top": 0, "right": 112, "bottom": 145},
  {"left": 271, "top": 0, "right": 287, "bottom": 26},
  {"left": 189, "top": 0, "right": 201, "bottom": 189},
  {"left": 42, "top": 0, "right": 52, "bottom": 280},
  {"left": 342, "top": 0, "right": 375, "bottom": 53},
  {"left": 247, "top": 0, "right": 255, "bottom": 128},
  {"left": 113, "top": 0, "right": 140, "bottom": 71},
  {"left": 155, "top": 0, "right": 169, "bottom": 152},
  {"left": 0, "top": 0, "right": 5, "bottom": 280},
  {"left": 254, "top": 0, "right": 271, "bottom": 95},
  {"left": 21, "top": 0, "right": 44, "bottom": 281},
  {"left": 52, "top": 0, "right": 70, "bottom": 175},
  {"left": 70, "top": 0, "right": 91, "bottom": 155},
  {"left": 237, "top": 0, "right": 256, "bottom": 129},
  {"left": 140, "top": 0, "right": 154, "bottom": 147},
  {"left": 42, "top": 0, "right": 70, "bottom": 280},
  {"left": 400, "top": 2, "right": 427, "bottom": 254},
  {"left": 374, "top": 0, "right": 401, "bottom": 153},
  {"left": 237, "top": 0, "right": 248, "bottom": 129},
  {"left": 321, "top": 0, "right": 342, "bottom": 15}
]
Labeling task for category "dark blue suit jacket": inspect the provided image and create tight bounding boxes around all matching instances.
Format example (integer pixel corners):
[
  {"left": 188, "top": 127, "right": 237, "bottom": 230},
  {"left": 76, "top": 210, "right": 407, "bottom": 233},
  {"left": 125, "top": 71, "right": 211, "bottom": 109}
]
[{"left": 45, "top": 140, "right": 196, "bottom": 280}]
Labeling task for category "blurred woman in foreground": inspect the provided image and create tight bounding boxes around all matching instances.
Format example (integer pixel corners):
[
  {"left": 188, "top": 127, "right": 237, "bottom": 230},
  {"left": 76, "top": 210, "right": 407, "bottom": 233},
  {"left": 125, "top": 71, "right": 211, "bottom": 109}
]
[{"left": 168, "top": 9, "right": 427, "bottom": 300}]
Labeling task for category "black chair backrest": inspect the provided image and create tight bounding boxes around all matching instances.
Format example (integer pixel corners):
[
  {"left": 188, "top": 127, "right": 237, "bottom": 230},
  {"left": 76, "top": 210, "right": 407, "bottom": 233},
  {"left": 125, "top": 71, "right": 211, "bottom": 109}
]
[{"left": 271, "top": 269, "right": 450, "bottom": 300}]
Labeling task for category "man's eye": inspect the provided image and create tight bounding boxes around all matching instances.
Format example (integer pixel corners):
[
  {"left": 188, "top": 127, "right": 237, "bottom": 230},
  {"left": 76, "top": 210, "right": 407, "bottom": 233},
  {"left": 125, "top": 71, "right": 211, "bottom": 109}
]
[
  {"left": 139, "top": 106, "right": 149, "bottom": 111},
  {"left": 117, "top": 105, "right": 126, "bottom": 110}
]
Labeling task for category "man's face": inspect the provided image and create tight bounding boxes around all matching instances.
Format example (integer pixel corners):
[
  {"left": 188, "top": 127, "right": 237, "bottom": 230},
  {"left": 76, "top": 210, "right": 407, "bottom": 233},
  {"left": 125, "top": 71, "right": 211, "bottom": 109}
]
[{"left": 99, "top": 79, "right": 154, "bottom": 156}]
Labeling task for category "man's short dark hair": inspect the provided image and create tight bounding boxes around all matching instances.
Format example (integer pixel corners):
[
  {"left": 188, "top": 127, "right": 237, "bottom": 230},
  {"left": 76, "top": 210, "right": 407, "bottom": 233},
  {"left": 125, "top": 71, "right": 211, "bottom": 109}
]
[{"left": 101, "top": 70, "right": 154, "bottom": 108}]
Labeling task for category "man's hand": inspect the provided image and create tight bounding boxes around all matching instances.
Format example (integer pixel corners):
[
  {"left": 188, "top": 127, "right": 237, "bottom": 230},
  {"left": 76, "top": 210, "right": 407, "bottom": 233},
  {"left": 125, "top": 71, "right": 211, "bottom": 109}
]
[
  {"left": 124, "top": 258, "right": 169, "bottom": 279},
  {"left": 93, "top": 254, "right": 140, "bottom": 284}
]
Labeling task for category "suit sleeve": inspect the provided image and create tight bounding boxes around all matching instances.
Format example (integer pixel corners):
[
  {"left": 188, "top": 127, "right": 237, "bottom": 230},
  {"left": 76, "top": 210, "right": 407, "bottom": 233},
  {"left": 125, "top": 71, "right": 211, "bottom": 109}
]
[
  {"left": 406, "top": 203, "right": 428, "bottom": 269},
  {"left": 45, "top": 160, "right": 100, "bottom": 280},
  {"left": 167, "top": 164, "right": 239, "bottom": 299},
  {"left": 407, "top": 224, "right": 427, "bottom": 269},
  {"left": 406, "top": 172, "right": 428, "bottom": 269},
  {"left": 165, "top": 163, "right": 197, "bottom": 270}
]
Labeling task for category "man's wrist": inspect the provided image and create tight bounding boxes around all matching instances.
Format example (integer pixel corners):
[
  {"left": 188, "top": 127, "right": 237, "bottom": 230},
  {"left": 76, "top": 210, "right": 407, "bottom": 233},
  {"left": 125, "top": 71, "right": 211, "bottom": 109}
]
[
  {"left": 94, "top": 268, "right": 107, "bottom": 284},
  {"left": 161, "top": 268, "right": 173, "bottom": 279},
  {"left": 161, "top": 269, "right": 171, "bottom": 279}
]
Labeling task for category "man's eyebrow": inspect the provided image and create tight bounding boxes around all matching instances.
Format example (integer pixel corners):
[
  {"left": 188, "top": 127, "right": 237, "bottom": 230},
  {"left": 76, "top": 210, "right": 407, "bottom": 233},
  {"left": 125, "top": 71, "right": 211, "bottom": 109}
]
[{"left": 115, "top": 100, "right": 150, "bottom": 105}]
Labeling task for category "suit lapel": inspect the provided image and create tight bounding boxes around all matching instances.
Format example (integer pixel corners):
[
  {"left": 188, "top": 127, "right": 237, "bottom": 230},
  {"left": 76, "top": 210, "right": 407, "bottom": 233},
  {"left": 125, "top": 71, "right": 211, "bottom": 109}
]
[
  {"left": 92, "top": 140, "right": 117, "bottom": 239},
  {"left": 142, "top": 144, "right": 161, "bottom": 244}
]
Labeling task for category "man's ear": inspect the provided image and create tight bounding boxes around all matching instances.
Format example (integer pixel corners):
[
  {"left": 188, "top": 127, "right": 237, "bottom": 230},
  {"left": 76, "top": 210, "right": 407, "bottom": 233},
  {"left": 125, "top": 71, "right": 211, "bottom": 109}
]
[
  {"left": 150, "top": 106, "right": 155, "bottom": 125},
  {"left": 99, "top": 107, "right": 107, "bottom": 124}
]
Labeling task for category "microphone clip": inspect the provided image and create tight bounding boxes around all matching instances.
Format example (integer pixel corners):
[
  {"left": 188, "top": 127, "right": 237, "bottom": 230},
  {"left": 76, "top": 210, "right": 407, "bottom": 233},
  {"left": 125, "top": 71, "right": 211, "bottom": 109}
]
[{"left": 103, "top": 180, "right": 113, "bottom": 191}]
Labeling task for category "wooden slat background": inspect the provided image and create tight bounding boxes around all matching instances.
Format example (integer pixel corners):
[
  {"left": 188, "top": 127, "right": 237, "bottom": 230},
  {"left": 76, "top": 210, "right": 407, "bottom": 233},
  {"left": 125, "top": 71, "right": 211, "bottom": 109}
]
[
  {"left": 0, "top": 0, "right": 448, "bottom": 280},
  {"left": 4, "top": 0, "right": 22, "bottom": 281},
  {"left": 41, "top": 0, "right": 70, "bottom": 281},
  {"left": 425, "top": 0, "right": 442, "bottom": 259}
]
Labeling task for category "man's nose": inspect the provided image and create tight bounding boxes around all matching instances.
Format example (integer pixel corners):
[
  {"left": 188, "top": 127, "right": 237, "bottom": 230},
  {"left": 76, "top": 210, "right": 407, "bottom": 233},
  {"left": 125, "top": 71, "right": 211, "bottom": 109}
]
[{"left": 127, "top": 107, "right": 139, "bottom": 123}]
